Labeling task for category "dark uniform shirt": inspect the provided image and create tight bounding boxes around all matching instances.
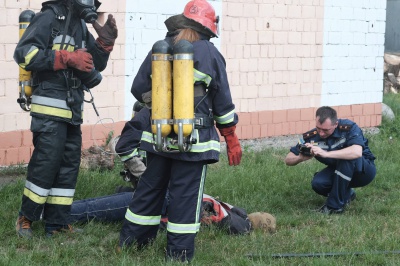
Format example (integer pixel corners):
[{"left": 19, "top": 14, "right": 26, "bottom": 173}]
[{"left": 290, "top": 119, "right": 376, "bottom": 166}]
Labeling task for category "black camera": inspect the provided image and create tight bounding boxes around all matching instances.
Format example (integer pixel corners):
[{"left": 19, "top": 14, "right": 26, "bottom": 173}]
[
  {"left": 74, "top": 68, "right": 102, "bottom": 88},
  {"left": 297, "top": 143, "right": 312, "bottom": 156}
]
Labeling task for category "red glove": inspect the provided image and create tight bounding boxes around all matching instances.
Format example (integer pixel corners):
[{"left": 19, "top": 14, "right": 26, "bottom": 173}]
[
  {"left": 54, "top": 49, "right": 94, "bottom": 72},
  {"left": 93, "top": 14, "right": 118, "bottom": 52},
  {"left": 219, "top": 126, "right": 242, "bottom": 166}
]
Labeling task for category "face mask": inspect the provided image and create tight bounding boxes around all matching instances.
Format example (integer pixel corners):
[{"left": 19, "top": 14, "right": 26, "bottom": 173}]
[{"left": 73, "top": 0, "right": 99, "bottom": 23}]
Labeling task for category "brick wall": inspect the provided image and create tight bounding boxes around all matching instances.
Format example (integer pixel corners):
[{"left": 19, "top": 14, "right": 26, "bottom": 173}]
[
  {"left": 0, "top": 0, "right": 385, "bottom": 166},
  {"left": 221, "top": 0, "right": 384, "bottom": 140}
]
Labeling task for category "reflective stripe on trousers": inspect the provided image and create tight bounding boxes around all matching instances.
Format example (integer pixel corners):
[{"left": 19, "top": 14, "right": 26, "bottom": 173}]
[
  {"left": 119, "top": 153, "right": 207, "bottom": 261},
  {"left": 20, "top": 118, "right": 81, "bottom": 224}
]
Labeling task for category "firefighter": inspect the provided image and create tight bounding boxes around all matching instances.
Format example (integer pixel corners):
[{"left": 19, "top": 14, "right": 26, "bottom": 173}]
[
  {"left": 118, "top": 0, "right": 242, "bottom": 262},
  {"left": 13, "top": 0, "right": 117, "bottom": 238}
]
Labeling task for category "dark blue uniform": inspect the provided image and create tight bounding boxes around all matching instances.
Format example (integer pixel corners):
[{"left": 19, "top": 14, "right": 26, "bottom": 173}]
[
  {"left": 119, "top": 34, "right": 238, "bottom": 261},
  {"left": 290, "top": 119, "right": 376, "bottom": 209}
]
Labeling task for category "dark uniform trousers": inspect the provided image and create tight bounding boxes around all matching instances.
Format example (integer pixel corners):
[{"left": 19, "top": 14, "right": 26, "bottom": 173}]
[
  {"left": 311, "top": 156, "right": 376, "bottom": 209},
  {"left": 120, "top": 152, "right": 206, "bottom": 261},
  {"left": 21, "top": 117, "right": 81, "bottom": 224}
]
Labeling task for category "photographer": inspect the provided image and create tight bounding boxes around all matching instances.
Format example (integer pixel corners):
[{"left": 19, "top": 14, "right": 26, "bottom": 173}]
[
  {"left": 284, "top": 106, "right": 376, "bottom": 214},
  {"left": 14, "top": 0, "right": 117, "bottom": 238}
]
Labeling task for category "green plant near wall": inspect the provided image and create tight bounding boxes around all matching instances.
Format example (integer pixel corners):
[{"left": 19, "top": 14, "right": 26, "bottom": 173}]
[
  {"left": 105, "top": 130, "right": 114, "bottom": 146},
  {"left": 381, "top": 94, "right": 400, "bottom": 138}
]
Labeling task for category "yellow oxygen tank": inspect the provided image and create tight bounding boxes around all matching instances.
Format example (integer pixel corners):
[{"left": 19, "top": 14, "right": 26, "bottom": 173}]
[
  {"left": 18, "top": 10, "right": 35, "bottom": 111},
  {"left": 173, "top": 40, "right": 194, "bottom": 137},
  {"left": 151, "top": 40, "right": 173, "bottom": 137}
]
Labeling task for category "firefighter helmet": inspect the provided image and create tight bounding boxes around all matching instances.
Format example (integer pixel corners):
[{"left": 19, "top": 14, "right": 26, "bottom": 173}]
[
  {"left": 183, "top": 0, "right": 218, "bottom": 37},
  {"left": 164, "top": 0, "right": 219, "bottom": 38}
]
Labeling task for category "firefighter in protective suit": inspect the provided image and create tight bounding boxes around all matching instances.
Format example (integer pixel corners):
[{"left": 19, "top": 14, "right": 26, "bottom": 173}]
[
  {"left": 13, "top": 0, "right": 117, "bottom": 238},
  {"left": 118, "top": 0, "right": 242, "bottom": 262}
]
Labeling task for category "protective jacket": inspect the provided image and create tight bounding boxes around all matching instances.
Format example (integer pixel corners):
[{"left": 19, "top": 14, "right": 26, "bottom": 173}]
[
  {"left": 131, "top": 33, "right": 238, "bottom": 163},
  {"left": 14, "top": 1, "right": 110, "bottom": 125}
]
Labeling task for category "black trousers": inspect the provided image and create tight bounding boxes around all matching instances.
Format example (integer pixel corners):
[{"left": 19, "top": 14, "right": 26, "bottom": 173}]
[
  {"left": 119, "top": 152, "right": 207, "bottom": 262},
  {"left": 311, "top": 157, "right": 376, "bottom": 209},
  {"left": 21, "top": 117, "right": 81, "bottom": 224}
]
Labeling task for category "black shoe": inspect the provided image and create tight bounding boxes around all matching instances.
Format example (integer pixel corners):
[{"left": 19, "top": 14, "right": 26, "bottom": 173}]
[{"left": 318, "top": 204, "right": 344, "bottom": 214}]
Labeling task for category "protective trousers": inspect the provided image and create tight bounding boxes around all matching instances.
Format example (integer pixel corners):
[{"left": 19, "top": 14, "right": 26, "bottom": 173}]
[
  {"left": 21, "top": 117, "right": 81, "bottom": 225},
  {"left": 119, "top": 152, "right": 207, "bottom": 262},
  {"left": 311, "top": 157, "right": 376, "bottom": 209}
]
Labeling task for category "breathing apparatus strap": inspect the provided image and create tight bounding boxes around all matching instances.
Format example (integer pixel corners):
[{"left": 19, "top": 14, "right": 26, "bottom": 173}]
[
  {"left": 58, "top": 5, "right": 82, "bottom": 110},
  {"left": 62, "top": 14, "right": 81, "bottom": 105},
  {"left": 60, "top": 3, "right": 72, "bottom": 51},
  {"left": 81, "top": 19, "right": 88, "bottom": 45},
  {"left": 194, "top": 84, "right": 214, "bottom": 129}
]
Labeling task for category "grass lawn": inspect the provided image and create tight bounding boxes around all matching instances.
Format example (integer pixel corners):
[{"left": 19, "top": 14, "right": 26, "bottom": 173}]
[{"left": 1, "top": 95, "right": 400, "bottom": 265}]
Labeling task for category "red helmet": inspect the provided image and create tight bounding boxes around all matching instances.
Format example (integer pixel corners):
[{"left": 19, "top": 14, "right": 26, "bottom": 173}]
[{"left": 183, "top": 0, "right": 219, "bottom": 37}]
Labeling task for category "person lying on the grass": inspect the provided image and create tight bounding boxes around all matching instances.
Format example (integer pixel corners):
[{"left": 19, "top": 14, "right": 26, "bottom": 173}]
[
  {"left": 70, "top": 104, "right": 275, "bottom": 235},
  {"left": 70, "top": 189, "right": 276, "bottom": 235},
  {"left": 72, "top": 121, "right": 275, "bottom": 235}
]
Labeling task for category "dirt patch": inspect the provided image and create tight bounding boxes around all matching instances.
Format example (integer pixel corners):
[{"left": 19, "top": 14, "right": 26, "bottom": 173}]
[{"left": 0, "top": 176, "right": 19, "bottom": 189}]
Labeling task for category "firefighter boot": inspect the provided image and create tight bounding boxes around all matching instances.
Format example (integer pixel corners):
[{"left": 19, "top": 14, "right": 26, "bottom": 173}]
[{"left": 16, "top": 214, "right": 33, "bottom": 238}]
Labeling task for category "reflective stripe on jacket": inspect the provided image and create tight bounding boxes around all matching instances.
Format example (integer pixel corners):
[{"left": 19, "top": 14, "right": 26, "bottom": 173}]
[{"left": 13, "top": 2, "right": 110, "bottom": 124}]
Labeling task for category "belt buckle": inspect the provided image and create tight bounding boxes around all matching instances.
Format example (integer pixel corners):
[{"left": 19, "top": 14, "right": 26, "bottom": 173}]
[
  {"left": 71, "top": 77, "right": 81, "bottom": 89},
  {"left": 196, "top": 117, "right": 204, "bottom": 126}
]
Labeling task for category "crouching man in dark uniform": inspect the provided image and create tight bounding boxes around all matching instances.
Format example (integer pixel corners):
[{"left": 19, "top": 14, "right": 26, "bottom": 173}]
[
  {"left": 284, "top": 106, "right": 376, "bottom": 214},
  {"left": 13, "top": 0, "right": 117, "bottom": 238}
]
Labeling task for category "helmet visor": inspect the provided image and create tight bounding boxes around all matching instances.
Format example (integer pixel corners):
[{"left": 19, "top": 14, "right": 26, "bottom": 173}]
[{"left": 75, "top": 0, "right": 95, "bottom": 7}]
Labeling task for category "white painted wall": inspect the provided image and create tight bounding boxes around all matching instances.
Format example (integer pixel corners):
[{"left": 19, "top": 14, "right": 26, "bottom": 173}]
[
  {"left": 123, "top": 0, "right": 222, "bottom": 120},
  {"left": 321, "top": 0, "right": 386, "bottom": 106}
]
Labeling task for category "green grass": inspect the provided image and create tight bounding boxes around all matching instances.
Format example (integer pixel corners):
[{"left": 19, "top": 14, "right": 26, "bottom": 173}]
[{"left": 2, "top": 95, "right": 400, "bottom": 265}]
